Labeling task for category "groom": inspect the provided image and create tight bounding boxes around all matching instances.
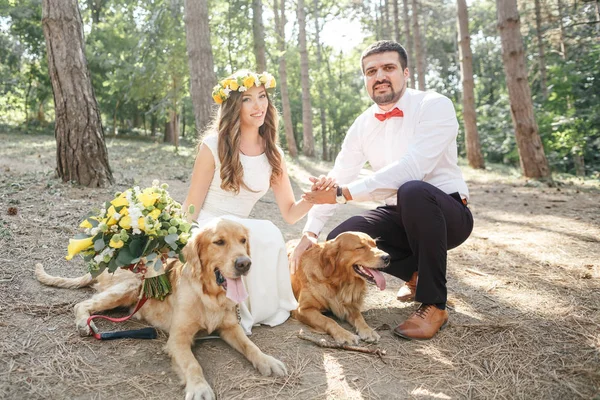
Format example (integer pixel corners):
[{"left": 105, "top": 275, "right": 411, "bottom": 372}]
[{"left": 293, "top": 40, "right": 474, "bottom": 340}]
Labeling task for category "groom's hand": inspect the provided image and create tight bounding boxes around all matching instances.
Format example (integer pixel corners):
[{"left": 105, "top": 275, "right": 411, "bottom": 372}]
[
  {"left": 290, "top": 232, "right": 317, "bottom": 275},
  {"left": 309, "top": 175, "right": 336, "bottom": 191}
]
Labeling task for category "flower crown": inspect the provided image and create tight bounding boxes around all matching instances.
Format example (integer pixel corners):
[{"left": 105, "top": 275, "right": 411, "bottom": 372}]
[{"left": 212, "top": 71, "right": 277, "bottom": 104}]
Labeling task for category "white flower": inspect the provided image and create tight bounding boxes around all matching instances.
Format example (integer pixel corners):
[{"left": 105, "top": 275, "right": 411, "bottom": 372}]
[
  {"left": 239, "top": 86, "right": 247, "bottom": 92},
  {"left": 132, "top": 228, "right": 142, "bottom": 235},
  {"left": 152, "top": 179, "right": 159, "bottom": 187},
  {"left": 223, "top": 88, "right": 231, "bottom": 96},
  {"left": 110, "top": 225, "right": 119, "bottom": 232},
  {"left": 113, "top": 212, "right": 121, "bottom": 221}
]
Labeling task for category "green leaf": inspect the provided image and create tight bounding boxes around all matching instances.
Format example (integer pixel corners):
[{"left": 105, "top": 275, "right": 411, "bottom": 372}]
[
  {"left": 74, "top": 233, "right": 92, "bottom": 239},
  {"left": 116, "top": 247, "right": 135, "bottom": 267},
  {"left": 168, "top": 250, "right": 176, "bottom": 258},
  {"left": 129, "top": 237, "right": 145, "bottom": 258},
  {"left": 165, "top": 233, "right": 178, "bottom": 246},
  {"left": 154, "top": 257, "right": 163, "bottom": 272},
  {"left": 107, "top": 258, "right": 119, "bottom": 273},
  {"left": 146, "top": 253, "right": 157, "bottom": 261},
  {"left": 94, "top": 238, "right": 106, "bottom": 252}
]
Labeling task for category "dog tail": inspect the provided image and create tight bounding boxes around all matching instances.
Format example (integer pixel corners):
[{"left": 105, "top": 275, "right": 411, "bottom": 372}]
[{"left": 35, "top": 263, "right": 94, "bottom": 289}]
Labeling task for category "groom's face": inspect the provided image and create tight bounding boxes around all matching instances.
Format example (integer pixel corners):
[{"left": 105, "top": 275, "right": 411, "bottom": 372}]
[{"left": 362, "top": 52, "right": 409, "bottom": 108}]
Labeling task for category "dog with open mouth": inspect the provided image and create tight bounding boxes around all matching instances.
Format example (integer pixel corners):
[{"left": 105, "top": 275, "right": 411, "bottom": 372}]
[
  {"left": 287, "top": 231, "right": 390, "bottom": 345},
  {"left": 36, "top": 218, "right": 286, "bottom": 400}
]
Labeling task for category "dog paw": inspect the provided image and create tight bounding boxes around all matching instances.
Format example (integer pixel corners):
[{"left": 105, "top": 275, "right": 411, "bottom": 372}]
[
  {"left": 358, "top": 328, "right": 380, "bottom": 343},
  {"left": 76, "top": 319, "right": 92, "bottom": 337},
  {"left": 332, "top": 330, "right": 360, "bottom": 345},
  {"left": 254, "top": 354, "right": 287, "bottom": 377},
  {"left": 185, "top": 382, "right": 215, "bottom": 400}
]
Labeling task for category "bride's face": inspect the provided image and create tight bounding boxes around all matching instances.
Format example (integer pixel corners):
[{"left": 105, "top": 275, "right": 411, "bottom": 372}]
[{"left": 239, "top": 85, "right": 268, "bottom": 132}]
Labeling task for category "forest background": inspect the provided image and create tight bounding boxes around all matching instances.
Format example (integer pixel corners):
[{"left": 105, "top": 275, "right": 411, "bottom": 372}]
[{"left": 1, "top": 0, "right": 599, "bottom": 177}]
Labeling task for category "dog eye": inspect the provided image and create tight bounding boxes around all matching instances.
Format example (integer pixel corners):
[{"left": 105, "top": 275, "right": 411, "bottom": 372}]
[
  {"left": 213, "top": 239, "right": 225, "bottom": 246},
  {"left": 241, "top": 238, "right": 247, "bottom": 244}
]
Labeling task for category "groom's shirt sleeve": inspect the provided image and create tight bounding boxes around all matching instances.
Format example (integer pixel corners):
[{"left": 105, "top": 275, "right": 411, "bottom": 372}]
[
  {"left": 347, "top": 95, "right": 459, "bottom": 202},
  {"left": 303, "top": 116, "right": 368, "bottom": 235}
]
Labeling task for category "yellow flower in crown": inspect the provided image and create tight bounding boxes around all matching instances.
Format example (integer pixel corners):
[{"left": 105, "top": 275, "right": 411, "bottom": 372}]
[
  {"left": 243, "top": 75, "right": 256, "bottom": 88},
  {"left": 212, "top": 70, "right": 277, "bottom": 104}
]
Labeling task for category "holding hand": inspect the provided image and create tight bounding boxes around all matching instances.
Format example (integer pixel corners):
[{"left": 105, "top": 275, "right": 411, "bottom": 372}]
[{"left": 309, "top": 175, "right": 336, "bottom": 192}]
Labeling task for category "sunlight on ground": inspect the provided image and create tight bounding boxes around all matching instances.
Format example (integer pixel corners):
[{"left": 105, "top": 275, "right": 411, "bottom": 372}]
[
  {"left": 411, "top": 386, "right": 452, "bottom": 399},
  {"left": 322, "top": 353, "right": 363, "bottom": 399},
  {"left": 414, "top": 345, "right": 454, "bottom": 368}
]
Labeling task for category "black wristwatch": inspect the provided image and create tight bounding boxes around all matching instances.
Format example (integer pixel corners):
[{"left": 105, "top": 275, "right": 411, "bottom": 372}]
[{"left": 336, "top": 186, "right": 347, "bottom": 204}]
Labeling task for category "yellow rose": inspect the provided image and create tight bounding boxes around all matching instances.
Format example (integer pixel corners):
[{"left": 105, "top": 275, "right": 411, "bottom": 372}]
[
  {"left": 109, "top": 237, "right": 124, "bottom": 249},
  {"left": 79, "top": 219, "right": 93, "bottom": 229},
  {"left": 65, "top": 237, "right": 94, "bottom": 261},
  {"left": 138, "top": 191, "right": 160, "bottom": 208},
  {"left": 119, "top": 215, "right": 132, "bottom": 230},
  {"left": 107, "top": 205, "right": 116, "bottom": 218},
  {"left": 138, "top": 217, "right": 146, "bottom": 231},
  {"left": 228, "top": 80, "right": 239, "bottom": 90},
  {"left": 243, "top": 75, "right": 256, "bottom": 88},
  {"left": 149, "top": 209, "right": 161, "bottom": 220},
  {"left": 111, "top": 197, "right": 128, "bottom": 207},
  {"left": 270, "top": 79, "right": 277, "bottom": 88},
  {"left": 213, "top": 94, "right": 222, "bottom": 104},
  {"left": 259, "top": 75, "right": 267, "bottom": 84}
]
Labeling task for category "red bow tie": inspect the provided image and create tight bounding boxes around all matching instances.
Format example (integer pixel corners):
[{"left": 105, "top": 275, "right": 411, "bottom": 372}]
[{"left": 374, "top": 107, "right": 404, "bottom": 121}]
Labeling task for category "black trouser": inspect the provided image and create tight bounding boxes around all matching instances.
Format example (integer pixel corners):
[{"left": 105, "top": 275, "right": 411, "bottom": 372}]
[{"left": 327, "top": 180, "right": 474, "bottom": 305}]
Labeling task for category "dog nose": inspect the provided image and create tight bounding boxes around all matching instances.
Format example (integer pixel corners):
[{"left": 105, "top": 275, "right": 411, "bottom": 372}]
[
  {"left": 235, "top": 256, "right": 252, "bottom": 274},
  {"left": 381, "top": 254, "right": 391, "bottom": 266}
]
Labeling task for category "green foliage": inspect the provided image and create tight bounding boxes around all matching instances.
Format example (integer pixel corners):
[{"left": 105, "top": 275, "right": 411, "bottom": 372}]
[{"left": 0, "top": 0, "right": 598, "bottom": 177}]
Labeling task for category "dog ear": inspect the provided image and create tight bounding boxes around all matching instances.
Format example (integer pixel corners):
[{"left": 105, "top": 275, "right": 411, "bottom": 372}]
[
  {"left": 320, "top": 240, "right": 338, "bottom": 278},
  {"left": 182, "top": 231, "right": 203, "bottom": 277}
]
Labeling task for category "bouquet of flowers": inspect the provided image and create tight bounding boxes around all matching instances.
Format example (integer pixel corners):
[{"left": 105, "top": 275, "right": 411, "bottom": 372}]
[{"left": 65, "top": 180, "right": 193, "bottom": 300}]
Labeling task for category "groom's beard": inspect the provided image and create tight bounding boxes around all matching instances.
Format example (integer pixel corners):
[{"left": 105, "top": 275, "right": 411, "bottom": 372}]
[{"left": 371, "top": 80, "right": 405, "bottom": 106}]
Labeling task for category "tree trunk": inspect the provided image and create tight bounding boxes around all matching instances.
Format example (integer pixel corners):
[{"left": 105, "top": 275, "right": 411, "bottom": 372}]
[
  {"left": 297, "top": 0, "right": 314, "bottom": 157},
  {"left": 534, "top": 0, "right": 548, "bottom": 100},
  {"left": 251, "top": 0, "right": 267, "bottom": 72},
  {"left": 402, "top": 0, "right": 415, "bottom": 88},
  {"left": 314, "top": 0, "right": 328, "bottom": 161},
  {"left": 274, "top": 0, "right": 297, "bottom": 157},
  {"left": 42, "top": 0, "right": 113, "bottom": 187},
  {"left": 184, "top": 0, "right": 216, "bottom": 135},
  {"left": 457, "top": 0, "right": 484, "bottom": 169},
  {"left": 384, "top": 0, "right": 391, "bottom": 39},
  {"left": 557, "top": 0, "right": 567, "bottom": 59},
  {"left": 392, "top": 0, "right": 400, "bottom": 42},
  {"left": 497, "top": 0, "right": 550, "bottom": 179},
  {"left": 411, "top": 0, "right": 425, "bottom": 90}
]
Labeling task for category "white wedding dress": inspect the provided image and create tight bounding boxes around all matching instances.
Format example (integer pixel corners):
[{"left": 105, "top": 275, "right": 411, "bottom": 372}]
[{"left": 194, "top": 134, "right": 298, "bottom": 334}]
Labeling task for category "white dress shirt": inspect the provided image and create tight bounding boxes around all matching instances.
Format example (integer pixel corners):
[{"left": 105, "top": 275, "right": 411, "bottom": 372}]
[{"left": 304, "top": 88, "right": 469, "bottom": 235}]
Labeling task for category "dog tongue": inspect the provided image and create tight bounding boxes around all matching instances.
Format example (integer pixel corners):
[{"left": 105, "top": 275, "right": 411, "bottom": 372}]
[
  {"left": 225, "top": 277, "right": 248, "bottom": 303},
  {"left": 366, "top": 268, "right": 386, "bottom": 290}
]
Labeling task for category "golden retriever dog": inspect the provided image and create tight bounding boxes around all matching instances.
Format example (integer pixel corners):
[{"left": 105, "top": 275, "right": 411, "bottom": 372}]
[
  {"left": 287, "top": 231, "right": 390, "bottom": 345},
  {"left": 36, "top": 218, "right": 286, "bottom": 400}
]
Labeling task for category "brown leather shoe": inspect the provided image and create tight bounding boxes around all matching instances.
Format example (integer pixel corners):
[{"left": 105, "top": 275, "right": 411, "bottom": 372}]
[
  {"left": 396, "top": 272, "right": 418, "bottom": 302},
  {"left": 393, "top": 304, "right": 448, "bottom": 340}
]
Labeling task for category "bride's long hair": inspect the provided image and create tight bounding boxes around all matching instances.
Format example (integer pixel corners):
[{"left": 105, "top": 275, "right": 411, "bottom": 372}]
[{"left": 207, "top": 73, "right": 282, "bottom": 194}]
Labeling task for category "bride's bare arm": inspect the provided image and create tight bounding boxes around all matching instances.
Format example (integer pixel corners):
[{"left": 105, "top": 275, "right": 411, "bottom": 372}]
[
  {"left": 271, "top": 157, "right": 334, "bottom": 224},
  {"left": 182, "top": 144, "right": 215, "bottom": 222}
]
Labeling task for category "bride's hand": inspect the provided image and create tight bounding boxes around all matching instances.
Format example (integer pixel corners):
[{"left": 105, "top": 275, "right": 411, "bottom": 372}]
[{"left": 309, "top": 175, "right": 336, "bottom": 192}]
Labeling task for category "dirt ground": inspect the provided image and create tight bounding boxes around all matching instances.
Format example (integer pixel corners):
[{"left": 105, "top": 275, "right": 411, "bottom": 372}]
[{"left": 1, "top": 132, "right": 599, "bottom": 400}]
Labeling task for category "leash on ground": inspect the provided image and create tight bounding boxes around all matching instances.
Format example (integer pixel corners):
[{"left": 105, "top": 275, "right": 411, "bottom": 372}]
[{"left": 86, "top": 296, "right": 157, "bottom": 340}]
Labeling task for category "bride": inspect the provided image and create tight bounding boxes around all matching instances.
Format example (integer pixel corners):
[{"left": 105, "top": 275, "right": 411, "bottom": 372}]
[{"left": 183, "top": 70, "right": 332, "bottom": 334}]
